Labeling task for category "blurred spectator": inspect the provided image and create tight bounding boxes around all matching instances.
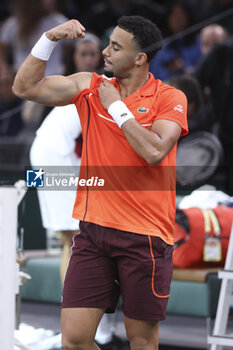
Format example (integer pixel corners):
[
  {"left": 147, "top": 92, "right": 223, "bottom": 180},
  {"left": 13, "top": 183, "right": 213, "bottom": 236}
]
[
  {"left": 195, "top": 43, "right": 233, "bottom": 138},
  {"left": 200, "top": 24, "right": 230, "bottom": 56},
  {"left": 84, "top": 0, "right": 167, "bottom": 38},
  {"left": 0, "top": 69, "right": 23, "bottom": 136},
  {"left": 195, "top": 43, "right": 233, "bottom": 194},
  {"left": 0, "top": 0, "right": 68, "bottom": 75},
  {"left": 166, "top": 74, "right": 223, "bottom": 188},
  {"left": 193, "top": 24, "right": 230, "bottom": 126},
  {"left": 150, "top": 0, "right": 201, "bottom": 80},
  {"left": 30, "top": 33, "right": 103, "bottom": 284},
  {"left": 64, "top": 33, "right": 103, "bottom": 75}
]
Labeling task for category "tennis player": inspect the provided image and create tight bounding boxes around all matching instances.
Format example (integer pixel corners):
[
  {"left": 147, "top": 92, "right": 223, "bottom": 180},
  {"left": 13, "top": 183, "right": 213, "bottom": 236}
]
[{"left": 13, "top": 16, "right": 188, "bottom": 350}]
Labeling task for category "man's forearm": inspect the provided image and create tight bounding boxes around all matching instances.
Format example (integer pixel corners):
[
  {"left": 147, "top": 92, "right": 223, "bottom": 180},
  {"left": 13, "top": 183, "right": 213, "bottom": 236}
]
[
  {"left": 12, "top": 31, "right": 59, "bottom": 99},
  {"left": 121, "top": 119, "right": 163, "bottom": 165},
  {"left": 98, "top": 80, "right": 181, "bottom": 165}
]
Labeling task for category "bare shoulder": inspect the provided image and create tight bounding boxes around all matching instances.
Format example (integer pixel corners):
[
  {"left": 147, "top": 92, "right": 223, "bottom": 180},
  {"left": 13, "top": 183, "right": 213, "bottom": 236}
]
[{"left": 67, "top": 72, "right": 93, "bottom": 92}]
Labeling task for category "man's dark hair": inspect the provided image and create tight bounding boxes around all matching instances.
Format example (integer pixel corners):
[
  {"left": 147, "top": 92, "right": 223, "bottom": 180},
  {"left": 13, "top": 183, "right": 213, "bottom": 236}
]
[{"left": 117, "top": 15, "right": 163, "bottom": 63}]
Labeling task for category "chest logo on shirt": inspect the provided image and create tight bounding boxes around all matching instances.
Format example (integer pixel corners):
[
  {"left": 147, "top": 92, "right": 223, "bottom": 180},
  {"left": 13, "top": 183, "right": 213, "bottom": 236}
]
[
  {"left": 137, "top": 107, "right": 149, "bottom": 113},
  {"left": 174, "top": 104, "right": 184, "bottom": 113}
]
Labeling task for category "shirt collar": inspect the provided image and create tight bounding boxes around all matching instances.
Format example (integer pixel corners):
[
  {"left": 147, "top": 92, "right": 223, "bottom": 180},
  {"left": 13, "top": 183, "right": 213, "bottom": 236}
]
[
  {"left": 139, "top": 72, "right": 157, "bottom": 97},
  {"left": 113, "top": 72, "right": 157, "bottom": 99}
]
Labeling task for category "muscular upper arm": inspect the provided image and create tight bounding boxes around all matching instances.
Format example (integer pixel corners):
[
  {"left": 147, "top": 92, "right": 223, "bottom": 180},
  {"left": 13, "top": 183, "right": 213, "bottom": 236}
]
[
  {"left": 150, "top": 118, "right": 182, "bottom": 162},
  {"left": 13, "top": 57, "right": 92, "bottom": 106},
  {"left": 29, "top": 72, "right": 92, "bottom": 106}
]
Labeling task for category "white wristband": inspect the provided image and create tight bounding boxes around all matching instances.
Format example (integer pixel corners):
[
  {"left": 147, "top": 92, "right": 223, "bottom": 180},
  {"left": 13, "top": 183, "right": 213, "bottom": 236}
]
[
  {"left": 31, "top": 33, "right": 58, "bottom": 61},
  {"left": 108, "top": 100, "right": 135, "bottom": 128}
]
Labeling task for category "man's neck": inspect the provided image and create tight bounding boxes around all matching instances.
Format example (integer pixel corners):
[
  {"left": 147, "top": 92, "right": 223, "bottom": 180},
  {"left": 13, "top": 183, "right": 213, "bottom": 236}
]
[{"left": 118, "top": 70, "right": 150, "bottom": 100}]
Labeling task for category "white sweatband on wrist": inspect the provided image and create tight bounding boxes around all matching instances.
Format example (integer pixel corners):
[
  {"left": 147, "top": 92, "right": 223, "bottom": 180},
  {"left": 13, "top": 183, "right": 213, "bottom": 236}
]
[
  {"left": 108, "top": 100, "right": 135, "bottom": 128},
  {"left": 31, "top": 33, "right": 58, "bottom": 61}
]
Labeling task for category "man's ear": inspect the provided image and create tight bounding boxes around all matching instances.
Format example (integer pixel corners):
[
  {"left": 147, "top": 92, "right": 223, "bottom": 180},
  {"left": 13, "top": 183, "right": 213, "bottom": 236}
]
[{"left": 135, "top": 52, "right": 148, "bottom": 66}]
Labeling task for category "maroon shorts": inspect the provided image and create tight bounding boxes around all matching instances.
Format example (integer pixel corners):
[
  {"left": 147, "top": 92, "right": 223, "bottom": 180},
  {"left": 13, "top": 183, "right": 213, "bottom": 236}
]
[{"left": 62, "top": 221, "right": 173, "bottom": 321}]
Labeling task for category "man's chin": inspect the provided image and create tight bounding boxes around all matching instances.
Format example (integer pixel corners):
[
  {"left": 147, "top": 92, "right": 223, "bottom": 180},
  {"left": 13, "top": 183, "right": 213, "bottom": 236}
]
[{"left": 103, "top": 69, "right": 114, "bottom": 78}]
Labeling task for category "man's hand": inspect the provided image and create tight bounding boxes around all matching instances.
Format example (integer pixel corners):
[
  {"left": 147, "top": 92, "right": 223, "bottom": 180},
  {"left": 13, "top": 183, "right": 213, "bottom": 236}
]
[
  {"left": 98, "top": 80, "right": 121, "bottom": 110},
  {"left": 46, "top": 19, "right": 86, "bottom": 42}
]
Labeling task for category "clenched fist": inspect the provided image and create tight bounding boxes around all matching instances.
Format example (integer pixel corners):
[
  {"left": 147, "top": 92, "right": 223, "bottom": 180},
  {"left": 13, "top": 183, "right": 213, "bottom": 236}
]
[
  {"left": 46, "top": 19, "right": 86, "bottom": 42},
  {"left": 98, "top": 80, "right": 121, "bottom": 110}
]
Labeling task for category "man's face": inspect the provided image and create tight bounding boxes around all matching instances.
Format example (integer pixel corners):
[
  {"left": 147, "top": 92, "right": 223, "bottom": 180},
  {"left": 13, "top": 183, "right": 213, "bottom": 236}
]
[
  {"left": 102, "top": 26, "right": 139, "bottom": 78},
  {"left": 74, "top": 41, "right": 101, "bottom": 72}
]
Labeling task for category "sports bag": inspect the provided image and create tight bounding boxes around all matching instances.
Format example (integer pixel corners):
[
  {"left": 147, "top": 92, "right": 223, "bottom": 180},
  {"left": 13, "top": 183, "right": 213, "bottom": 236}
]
[{"left": 173, "top": 206, "right": 233, "bottom": 268}]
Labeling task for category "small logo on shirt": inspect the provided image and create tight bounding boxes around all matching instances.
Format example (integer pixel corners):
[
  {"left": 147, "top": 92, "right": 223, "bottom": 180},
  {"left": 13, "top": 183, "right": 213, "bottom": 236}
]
[
  {"left": 137, "top": 107, "right": 149, "bottom": 113},
  {"left": 120, "top": 113, "right": 128, "bottom": 117},
  {"left": 174, "top": 105, "right": 184, "bottom": 113},
  {"left": 26, "top": 169, "right": 45, "bottom": 188}
]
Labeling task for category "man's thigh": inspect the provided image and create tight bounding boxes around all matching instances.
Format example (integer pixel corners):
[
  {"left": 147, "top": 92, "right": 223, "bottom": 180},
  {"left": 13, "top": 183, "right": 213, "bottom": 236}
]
[
  {"left": 117, "top": 233, "right": 173, "bottom": 321},
  {"left": 62, "top": 222, "right": 120, "bottom": 311}
]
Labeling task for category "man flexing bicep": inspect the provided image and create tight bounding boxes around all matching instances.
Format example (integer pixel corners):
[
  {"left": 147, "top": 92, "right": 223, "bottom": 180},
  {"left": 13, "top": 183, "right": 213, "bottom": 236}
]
[{"left": 12, "top": 20, "right": 92, "bottom": 106}]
